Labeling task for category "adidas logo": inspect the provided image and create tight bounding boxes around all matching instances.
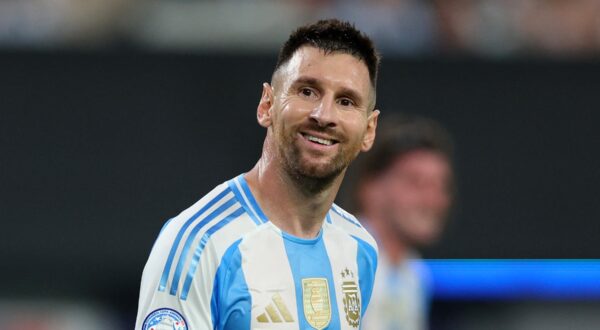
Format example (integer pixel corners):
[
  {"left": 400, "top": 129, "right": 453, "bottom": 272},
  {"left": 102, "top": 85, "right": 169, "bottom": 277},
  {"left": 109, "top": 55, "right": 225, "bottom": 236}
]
[{"left": 256, "top": 293, "right": 294, "bottom": 323}]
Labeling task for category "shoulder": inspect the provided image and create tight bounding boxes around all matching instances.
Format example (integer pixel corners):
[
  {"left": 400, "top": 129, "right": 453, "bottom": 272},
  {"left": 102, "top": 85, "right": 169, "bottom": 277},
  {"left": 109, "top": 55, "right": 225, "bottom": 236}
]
[
  {"left": 137, "top": 177, "right": 266, "bottom": 329},
  {"left": 155, "top": 182, "right": 234, "bottom": 247},
  {"left": 160, "top": 175, "right": 265, "bottom": 246},
  {"left": 148, "top": 177, "right": 265, "bottom": 294},
  {"left": 327, "top": 203, "right": 378, "bottom": 254}
]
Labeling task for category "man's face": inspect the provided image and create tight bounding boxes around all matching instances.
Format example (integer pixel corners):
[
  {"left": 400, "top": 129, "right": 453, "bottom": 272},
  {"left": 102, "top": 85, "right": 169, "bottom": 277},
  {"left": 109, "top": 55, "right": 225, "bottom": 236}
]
[
  {"left": 262, "top": 46, "right": 378, "bottom": 181},
  {"left": 377, "top": 150, "right": 452, "bottom": 247}
]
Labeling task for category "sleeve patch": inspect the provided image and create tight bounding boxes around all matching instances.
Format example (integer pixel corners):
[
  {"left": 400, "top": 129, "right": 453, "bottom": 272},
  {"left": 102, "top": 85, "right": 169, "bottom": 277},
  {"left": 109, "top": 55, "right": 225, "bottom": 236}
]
[{"left": 142, "top": 308, "right": 188, "bottom": 330}]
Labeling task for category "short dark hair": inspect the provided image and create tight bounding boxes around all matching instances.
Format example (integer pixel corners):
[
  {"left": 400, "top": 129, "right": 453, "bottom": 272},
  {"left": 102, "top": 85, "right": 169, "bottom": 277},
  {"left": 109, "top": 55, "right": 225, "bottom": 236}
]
[
  {"left": 274, "top": 19, "right": 380, "bottom": 88},
  {"left": 339, "top": 114, "right": 455, "bottom": 213},
  {"left": 359, "top": 114, "right": 454, "bottom": 179}
]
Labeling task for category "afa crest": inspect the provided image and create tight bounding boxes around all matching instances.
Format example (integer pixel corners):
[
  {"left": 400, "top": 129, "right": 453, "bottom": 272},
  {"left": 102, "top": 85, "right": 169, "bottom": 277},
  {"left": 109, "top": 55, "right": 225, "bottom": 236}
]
[
  {"left": 302, "top": 278, "right": 331, "bottom": 330},
  {"left": 341, "top": 268, "right": 360, "bottom": 328}
]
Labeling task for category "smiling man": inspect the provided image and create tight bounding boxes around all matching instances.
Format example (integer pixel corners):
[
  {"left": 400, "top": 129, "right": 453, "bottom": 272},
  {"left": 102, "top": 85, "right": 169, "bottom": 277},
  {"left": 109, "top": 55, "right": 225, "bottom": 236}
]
[{"left": 136, "top": 19, "right": 380, "bottom": 330}]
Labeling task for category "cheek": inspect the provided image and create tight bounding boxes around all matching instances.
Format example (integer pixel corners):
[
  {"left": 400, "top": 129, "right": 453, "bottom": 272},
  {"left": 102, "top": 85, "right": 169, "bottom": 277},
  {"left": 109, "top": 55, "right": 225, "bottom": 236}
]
[
  {"left": 377, "top": 184, "right": 409, "bottom": 217},
  {"left": 433, "top": 192, "right": 452, "bottom": 213},
  {"left": 278, "top": 102, "right": 312, "bottom": 128},
  {"left": 273, "top": 106, "right": 296, "bottom": 133},
  {"left": 341, "top": 117, "right": 368, "bottom": 144},
  {"left": 387, "top": 183, "right": 415, "bottom": 206}
]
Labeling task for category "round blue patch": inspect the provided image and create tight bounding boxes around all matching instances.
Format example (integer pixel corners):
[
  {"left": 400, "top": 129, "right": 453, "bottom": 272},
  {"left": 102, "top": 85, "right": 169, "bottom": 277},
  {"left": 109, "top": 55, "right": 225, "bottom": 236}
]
[{"left": 142, "top": 308, "right": 188, "bottom": 330}]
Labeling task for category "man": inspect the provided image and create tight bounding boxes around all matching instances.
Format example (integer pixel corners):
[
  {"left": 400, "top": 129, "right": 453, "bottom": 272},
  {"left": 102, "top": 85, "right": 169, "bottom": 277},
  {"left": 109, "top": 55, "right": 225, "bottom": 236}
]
[
  {"left": 353, "top": 115, "right": 454, "bottom": 330},
  {"left": 136, "top": 19, "right": 380, "bottom": 330}
]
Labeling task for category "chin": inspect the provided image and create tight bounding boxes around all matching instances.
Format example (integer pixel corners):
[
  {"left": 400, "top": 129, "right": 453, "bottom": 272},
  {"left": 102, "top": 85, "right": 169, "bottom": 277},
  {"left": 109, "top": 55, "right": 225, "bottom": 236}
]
[
  {"left": 296, "top": 165, "right": 340, "bottom": 180},
  {"left": 280, "top": 142, "right": 351, "bottom": 183}
]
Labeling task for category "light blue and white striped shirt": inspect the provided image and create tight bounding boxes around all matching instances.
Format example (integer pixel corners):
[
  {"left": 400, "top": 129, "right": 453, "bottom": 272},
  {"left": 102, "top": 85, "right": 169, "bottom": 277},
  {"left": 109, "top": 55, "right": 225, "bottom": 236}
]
[{"left": 136, "top": 174, "right": 378, "bottom": 330}]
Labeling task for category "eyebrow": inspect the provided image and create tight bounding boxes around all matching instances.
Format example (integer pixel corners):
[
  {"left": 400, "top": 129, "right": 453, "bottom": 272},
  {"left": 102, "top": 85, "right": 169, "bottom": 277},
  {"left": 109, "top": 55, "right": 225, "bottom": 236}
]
[
  {"left": 292, "top": 76, "right": 321, "bottom": 89},
  {"left": 292, "top": 76, "right": 365, "bottom": 106}
]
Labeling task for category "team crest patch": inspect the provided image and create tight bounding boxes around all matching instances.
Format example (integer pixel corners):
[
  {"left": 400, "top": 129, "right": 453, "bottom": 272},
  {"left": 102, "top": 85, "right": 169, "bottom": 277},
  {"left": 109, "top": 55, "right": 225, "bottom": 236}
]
[
  {"left": 302, "top": 278, "right": 331, "bottom": 330},
  {"left": 142, "top": 308, "right": 188, "bottom": 330},
  {"left": 341, "top": 267, "right": 360, "bottom": 328}
]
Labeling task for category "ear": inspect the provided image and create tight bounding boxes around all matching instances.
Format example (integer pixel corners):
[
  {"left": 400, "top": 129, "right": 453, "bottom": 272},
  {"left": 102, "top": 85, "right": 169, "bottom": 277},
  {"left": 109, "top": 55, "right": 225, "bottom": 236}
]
[
  {"left": 257, "top": 83, "right": 274, "bottom": 128},
  {"left": 361, "top": 109, "right": 380, "bottom": 152}
]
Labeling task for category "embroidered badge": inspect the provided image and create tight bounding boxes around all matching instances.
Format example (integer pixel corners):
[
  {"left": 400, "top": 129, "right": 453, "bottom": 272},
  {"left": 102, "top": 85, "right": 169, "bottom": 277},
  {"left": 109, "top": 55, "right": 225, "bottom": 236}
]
[
  {"left": 142, "top": 308, "right": 187, "bottom": 330},
  {"left": 341, "top": 268, "right": 360, "bottom": 328},
  {"left": 302, "top": 278, "right": 331, "bottom": 330}
]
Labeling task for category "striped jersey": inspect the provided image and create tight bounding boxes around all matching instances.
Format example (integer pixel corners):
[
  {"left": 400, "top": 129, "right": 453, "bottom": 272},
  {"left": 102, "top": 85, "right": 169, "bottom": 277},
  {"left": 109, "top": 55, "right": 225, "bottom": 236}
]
[{"left": 135, "top": 174, "right": 378, "bottom": 330}]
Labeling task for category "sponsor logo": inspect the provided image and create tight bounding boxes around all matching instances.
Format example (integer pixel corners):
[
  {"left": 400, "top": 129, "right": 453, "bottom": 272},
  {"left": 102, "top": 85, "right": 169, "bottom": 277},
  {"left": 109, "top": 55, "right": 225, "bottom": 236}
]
[{"left": 256, "top": 292, "right": 295, "bottom": 324}]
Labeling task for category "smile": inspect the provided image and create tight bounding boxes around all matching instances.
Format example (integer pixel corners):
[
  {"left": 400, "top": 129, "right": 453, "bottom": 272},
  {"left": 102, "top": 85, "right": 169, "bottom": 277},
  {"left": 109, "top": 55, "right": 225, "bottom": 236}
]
[{"left": 301, "top": 133, "right": 337, "bottom": 146}]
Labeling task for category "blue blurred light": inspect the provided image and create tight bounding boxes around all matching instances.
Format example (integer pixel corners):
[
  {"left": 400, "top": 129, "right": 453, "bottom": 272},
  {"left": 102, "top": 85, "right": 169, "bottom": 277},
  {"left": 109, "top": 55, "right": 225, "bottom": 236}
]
[{"left": 426, "top": 260, "right": 600, "bottom": 300}]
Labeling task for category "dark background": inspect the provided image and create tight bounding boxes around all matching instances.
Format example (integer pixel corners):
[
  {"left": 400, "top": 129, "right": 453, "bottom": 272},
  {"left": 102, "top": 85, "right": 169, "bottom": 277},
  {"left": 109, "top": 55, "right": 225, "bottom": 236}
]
[{"left": 2, "top": 51, "right": 599, "bottom": 325}]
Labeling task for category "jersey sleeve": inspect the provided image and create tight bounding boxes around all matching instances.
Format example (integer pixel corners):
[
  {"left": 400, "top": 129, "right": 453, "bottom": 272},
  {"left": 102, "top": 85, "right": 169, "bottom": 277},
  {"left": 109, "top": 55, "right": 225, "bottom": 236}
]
[{"left": 135, "top": 218, "right": 216, "bottom": 330}]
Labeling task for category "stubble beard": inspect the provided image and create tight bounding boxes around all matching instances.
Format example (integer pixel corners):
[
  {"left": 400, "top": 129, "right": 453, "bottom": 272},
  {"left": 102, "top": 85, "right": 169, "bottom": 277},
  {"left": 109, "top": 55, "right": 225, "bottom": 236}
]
[{"left": 278, "top": 130, "right": 358, "bottom": 195}]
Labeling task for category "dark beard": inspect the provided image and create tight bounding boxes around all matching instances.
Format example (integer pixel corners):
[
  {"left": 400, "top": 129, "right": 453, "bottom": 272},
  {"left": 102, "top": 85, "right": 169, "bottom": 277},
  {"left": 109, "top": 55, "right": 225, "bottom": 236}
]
[
  {"left": 286, "top": 158, "right": 342, "bottom": 195},
  {"left": 280, "top": 142, "right": 347, "bottom": 195},
  {"left": 274, "top": 122, "right": 360, "bottom": 195}
]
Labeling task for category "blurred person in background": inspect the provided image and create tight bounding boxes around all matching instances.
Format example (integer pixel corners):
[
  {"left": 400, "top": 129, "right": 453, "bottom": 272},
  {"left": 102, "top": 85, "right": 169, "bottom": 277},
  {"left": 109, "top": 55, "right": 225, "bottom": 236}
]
[
  {"left": 351, "top": 114, "right": 454, "bottom": 330},
  {"left": 517, "top": 0, "right": 600, "bottom": 56},
  {"left": 321, "top": 0, "right": 438, "bottom": 55},
  {"left": 434, "top": 0, "right": 526, "bottom": 56},
  {"left": 434, "top": 0, "right": 600, "bottom": 57},
  {"left": 0, "top": 0, "right": 134, "bottom": 47}
]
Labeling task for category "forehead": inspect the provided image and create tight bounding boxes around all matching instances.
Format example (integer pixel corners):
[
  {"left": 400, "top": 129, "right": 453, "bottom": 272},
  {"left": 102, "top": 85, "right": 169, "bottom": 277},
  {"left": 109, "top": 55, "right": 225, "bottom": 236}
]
[
  {"left": 278, "top": 46, "right": 372, "bottom": 94},
  {"left": 390, "top": 150, "right": 451, "bottom": 178}
]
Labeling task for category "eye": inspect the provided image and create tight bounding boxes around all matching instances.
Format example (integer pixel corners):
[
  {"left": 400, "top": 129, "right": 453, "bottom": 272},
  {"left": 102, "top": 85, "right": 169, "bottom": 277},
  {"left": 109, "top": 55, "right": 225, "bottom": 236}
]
[
  {"left": 300, "top": 87, "right": 315, "bottom": 97},
  {"left": 338, "top": 98, "right": 355, "bottom": 107}
]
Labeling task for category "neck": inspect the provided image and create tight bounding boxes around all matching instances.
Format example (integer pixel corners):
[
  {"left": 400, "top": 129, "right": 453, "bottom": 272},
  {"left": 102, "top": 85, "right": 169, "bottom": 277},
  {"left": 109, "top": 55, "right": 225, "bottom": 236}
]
[{"left": 244, "top": 155, "right": 344, "bottom": 239}]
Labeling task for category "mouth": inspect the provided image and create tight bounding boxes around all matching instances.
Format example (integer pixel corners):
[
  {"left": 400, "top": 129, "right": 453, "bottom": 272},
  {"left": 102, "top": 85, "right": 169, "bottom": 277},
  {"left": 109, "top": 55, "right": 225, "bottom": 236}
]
[{"left": 300, "top": 133, "right": 339, "bottom": 146}]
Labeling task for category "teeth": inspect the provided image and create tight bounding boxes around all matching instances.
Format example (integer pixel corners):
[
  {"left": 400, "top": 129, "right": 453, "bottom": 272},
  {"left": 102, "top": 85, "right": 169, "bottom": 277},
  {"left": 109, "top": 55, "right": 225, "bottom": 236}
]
[{"left": 306, "top": 135, "right": 333, "bottom": 146}]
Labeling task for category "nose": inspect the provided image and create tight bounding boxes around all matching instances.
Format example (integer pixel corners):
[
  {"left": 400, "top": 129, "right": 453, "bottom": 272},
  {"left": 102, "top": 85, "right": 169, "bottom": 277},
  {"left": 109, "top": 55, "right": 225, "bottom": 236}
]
[{"left": 309, "top": 95, "right": 337, "bottom": 128}]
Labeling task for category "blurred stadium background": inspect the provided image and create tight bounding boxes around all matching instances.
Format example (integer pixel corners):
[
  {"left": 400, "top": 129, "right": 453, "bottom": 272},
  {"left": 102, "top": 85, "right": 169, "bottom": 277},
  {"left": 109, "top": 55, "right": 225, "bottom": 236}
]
[{"left": 1, "top": 0, "right": 599, "bottom": 329}]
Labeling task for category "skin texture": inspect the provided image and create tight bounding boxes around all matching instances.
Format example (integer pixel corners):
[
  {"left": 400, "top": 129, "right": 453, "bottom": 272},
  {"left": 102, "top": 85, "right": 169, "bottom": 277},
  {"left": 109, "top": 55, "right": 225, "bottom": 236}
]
[
  {"left": 245, "top": 45, "right": 379, "bottom": 239},
  {"left": 358, "top": 150, "right": 452, "bottom": 264}
]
